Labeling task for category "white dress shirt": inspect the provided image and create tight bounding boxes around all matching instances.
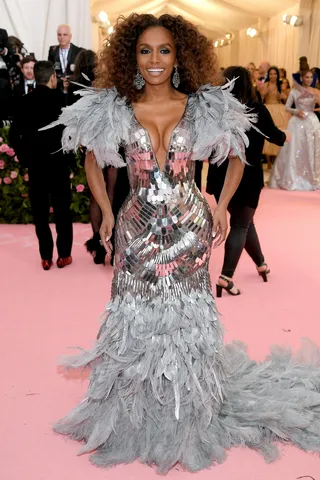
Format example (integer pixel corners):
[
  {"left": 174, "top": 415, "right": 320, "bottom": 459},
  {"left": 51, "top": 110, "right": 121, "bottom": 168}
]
[{"left": 59, "top": 47, "right": 70, "bottom": 74}]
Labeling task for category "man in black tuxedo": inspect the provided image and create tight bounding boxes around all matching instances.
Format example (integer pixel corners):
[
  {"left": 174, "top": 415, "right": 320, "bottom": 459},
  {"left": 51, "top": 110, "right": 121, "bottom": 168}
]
[
  {"left": 48, "top": 24, "right": 82, "bottom": 82},
  {"left": 12, "top": 56, "right": 36, "bottom": 98},
  {"left": 10, "top": 61, "right": 73, "bottom": 270}
]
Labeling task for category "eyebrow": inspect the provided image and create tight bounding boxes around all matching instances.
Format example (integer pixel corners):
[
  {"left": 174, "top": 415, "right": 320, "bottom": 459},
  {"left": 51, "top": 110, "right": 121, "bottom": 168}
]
[{"left": 138, "top": 43, "right": 173, "bottom": 48}]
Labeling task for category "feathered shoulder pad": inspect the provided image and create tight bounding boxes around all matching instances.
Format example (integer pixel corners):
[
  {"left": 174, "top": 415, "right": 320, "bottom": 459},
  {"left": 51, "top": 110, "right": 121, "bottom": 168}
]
[
  {"left": 41, "top": 86, "right": 132, "bottom": 168},
  {"left": 189, "top": 80, "right": 258, "bottom": 165}
]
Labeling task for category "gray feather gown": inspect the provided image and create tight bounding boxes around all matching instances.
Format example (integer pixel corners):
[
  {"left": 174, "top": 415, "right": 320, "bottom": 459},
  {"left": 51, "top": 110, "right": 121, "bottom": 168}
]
[{"left": 44, "top": 82, "right": 320, "bottom": 473}]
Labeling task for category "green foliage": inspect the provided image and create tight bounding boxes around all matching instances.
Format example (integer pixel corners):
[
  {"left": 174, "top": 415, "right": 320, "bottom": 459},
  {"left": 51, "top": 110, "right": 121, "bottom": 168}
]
[{"left": 0, "top": 127, "right": 90, "bottom": 223}]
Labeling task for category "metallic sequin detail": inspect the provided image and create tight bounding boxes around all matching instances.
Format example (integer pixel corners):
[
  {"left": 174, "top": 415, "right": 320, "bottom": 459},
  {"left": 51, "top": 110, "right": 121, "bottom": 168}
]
[{"left": 114, "top": 110, "right": 213, "bottom": 300}]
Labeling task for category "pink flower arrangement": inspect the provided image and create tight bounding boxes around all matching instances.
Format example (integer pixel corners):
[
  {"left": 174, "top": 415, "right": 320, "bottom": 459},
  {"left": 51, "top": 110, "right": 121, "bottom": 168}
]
[
  {"left": 3, "top": 177, "right": 12, "bottom": 185},
  {"left": 0, "top": 143, "right": 10, "bottom": 153},
  {"left": 10, "top": 171, "right": 18, "bottom": 179},
  {"left": 24, "top": 173, "right": 29, "bottom": 181},
  {"left": 14, "top": 156, "right": 19, "bottom": 163},
  {"left": 0, "top": 159, "right": 5, "bottom": 169},
  {"left": 76, "top": 184, "right": 85, "bottom": 193},
  {"left": 49, "top": 207, "right": 54, "bottom": 213},
  {"left": 6, "top": 148, "right": 15, "bottom": 157}
]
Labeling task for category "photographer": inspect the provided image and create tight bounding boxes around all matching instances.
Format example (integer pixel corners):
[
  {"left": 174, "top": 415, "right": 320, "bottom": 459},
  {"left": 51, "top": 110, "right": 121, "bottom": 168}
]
[
  {"left": 0, "top": 28, "right": 16, "bottom": 121},
  {"left": 48, "top": 24, "right": 82, "bottom": 92}
]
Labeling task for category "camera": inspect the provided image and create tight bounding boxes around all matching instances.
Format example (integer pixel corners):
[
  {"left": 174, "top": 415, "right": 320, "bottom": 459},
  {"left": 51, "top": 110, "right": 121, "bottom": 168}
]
[
  {"left": 0, "top": 28, "right": 9, "bottom": 53},
  {"left": 54, "top": 61, "right": 63, "bottom": 78}
]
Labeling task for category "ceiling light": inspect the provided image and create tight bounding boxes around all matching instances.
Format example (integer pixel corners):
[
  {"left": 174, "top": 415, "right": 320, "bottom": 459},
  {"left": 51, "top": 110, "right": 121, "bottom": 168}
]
[
  {"left": 108, "top": 26, "right": 114, "bottom": 34},
  {"left": 247, "top": 28, "right": 258, "bottom": 38},
  {"left": 282, "top": 14, "right": 303, "bottom": 26},
  {"left": 213, "top": 33, "right": 234, "bottom": 48},
  {"left": 98, "top": 11, "right": 108, "bottom": 23}
]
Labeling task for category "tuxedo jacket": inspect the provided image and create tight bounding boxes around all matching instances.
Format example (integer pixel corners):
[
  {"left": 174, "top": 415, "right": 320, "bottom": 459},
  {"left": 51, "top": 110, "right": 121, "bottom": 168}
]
[
  {"left": 9, "top": 85, "right": 68, "bottom": 168},
  {"left": 48, "top": 43, "right": 82, "bottom": 77}
]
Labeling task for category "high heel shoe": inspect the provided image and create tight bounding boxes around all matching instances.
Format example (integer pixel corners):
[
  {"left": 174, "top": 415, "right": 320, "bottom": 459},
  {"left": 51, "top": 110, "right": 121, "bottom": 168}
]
[
  {"left": 257, "top": 263, "right": 270, "bottom": 282},
  {"left": 85, "top": 234, "right": 106, "bottom": 265},
  {"left": 216, "top": 275, "right": 241, "bottom": 298}
]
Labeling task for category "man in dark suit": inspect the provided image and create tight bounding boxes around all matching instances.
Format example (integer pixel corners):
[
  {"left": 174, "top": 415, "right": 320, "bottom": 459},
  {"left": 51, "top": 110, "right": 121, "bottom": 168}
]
[
  {"left": 12, "top": 56, "right": 37, "bottom": 98},
  {"left": 48, "top": 24, "right": 82, "bottom": 81},
  {"left": 10, "top": 61, "right": 73, "bottom": 270}
]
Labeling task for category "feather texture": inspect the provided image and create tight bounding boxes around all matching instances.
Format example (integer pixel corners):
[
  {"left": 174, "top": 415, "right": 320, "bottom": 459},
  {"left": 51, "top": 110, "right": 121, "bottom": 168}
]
[
  {"left": 190, "top": 79, "right": 261, "bottom": 165},
  {"left": 40, "top": 87, "right": 132, "bottom": 168},
  {"left": 40, "top": 80, "right": 261, "bottom": 169}
]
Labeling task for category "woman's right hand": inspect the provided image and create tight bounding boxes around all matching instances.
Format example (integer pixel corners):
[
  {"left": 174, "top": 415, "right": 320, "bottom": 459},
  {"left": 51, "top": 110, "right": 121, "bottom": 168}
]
[
  {"left": 297, "top": 110, "right": 305, "bottom": 119},
  {"left": 100, "top": 213, "right": 115, "bottom": 257}
]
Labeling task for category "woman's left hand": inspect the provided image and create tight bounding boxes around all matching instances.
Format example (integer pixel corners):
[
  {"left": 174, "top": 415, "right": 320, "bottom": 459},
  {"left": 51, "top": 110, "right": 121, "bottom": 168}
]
[{"left": 212, "top": 206, "right": 228, "bottom": 248}]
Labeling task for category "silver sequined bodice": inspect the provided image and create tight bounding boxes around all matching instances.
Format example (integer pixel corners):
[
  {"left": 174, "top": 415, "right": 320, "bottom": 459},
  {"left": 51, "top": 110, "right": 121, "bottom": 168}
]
[{"left": 113, "top": 106, "right": 213, "bottom": 298}]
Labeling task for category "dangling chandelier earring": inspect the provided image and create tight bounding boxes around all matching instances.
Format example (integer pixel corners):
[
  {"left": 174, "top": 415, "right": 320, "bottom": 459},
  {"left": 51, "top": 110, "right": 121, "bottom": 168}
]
[
  {"left": 172, "top": 66, "right": 180, "bottom": 88},
  {"left": 133, "top": 69, "right": 145, "bottom": 90}
]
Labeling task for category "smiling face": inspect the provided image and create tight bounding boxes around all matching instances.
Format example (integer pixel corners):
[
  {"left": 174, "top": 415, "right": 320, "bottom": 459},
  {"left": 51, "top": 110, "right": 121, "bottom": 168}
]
[
  {"left": 136, "top": 26, "right": 177, "bottom": 88},
  {"left": 302, "top": 71, "right": 313, "bottom": 86}
]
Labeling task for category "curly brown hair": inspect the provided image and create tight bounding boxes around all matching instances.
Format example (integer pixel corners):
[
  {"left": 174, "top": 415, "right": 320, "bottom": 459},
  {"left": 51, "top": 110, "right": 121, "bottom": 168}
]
[{"left": 94, "top": 13, "right": 218, "bottom": 102}]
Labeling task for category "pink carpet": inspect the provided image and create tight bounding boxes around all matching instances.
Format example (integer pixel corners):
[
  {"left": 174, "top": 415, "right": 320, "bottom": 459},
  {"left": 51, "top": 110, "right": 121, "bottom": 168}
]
[{"left": 1, "top": 187, "right": 320, "bottom": 480}]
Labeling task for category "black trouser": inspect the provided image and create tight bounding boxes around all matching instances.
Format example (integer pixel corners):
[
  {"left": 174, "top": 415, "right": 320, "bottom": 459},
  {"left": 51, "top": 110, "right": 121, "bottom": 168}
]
[
  {"left": 221, "top": 205, "right": 264, "bottom": 278},
  {"left": 194, "top": 161, "right": 203, "bottom": 191},
  {"left": 29, "top": 162, "right": 73, "bottom": 260}
]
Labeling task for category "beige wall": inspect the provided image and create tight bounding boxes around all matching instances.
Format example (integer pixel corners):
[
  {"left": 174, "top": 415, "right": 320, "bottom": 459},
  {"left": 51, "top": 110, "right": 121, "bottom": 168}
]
[
  {"left": 215, "top": 3, "right": 301, "bottom": 79},
  {"left": 299, "top": 0, "right": 320, "bottom": 68}
]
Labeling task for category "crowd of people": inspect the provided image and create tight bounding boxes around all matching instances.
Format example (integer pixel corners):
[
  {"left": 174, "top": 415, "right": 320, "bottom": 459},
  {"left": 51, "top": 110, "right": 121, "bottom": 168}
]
[
  {"left": 245, "top": 59, "right": 320, "bottom": 191},
  {"left": 1, "top": 23, "right": 320, "bottom": 276}
]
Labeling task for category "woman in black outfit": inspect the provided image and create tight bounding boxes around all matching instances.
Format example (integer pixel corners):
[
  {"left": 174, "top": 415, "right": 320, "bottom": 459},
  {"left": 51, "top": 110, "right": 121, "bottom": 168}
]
[
  {"left": 68, "top": 50, "right": 130, "bottom": 265},
  {"left": 206, "top": 66, "right": 290, "bottom": 296}
]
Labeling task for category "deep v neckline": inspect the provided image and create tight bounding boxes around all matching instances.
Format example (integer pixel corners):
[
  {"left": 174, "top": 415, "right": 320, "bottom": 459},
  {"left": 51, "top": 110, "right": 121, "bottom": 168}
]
[{"left": 132, "top": 96, "right": 189, "bottom": 174}]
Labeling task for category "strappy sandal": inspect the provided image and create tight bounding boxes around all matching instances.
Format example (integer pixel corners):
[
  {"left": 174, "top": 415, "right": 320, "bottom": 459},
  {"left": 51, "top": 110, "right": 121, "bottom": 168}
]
[
  {"left": 257, "top": 263, "right": 270, "bottom": 283},
  {"left": 216, "top": 275, "right": 241, "bottom": 298}
]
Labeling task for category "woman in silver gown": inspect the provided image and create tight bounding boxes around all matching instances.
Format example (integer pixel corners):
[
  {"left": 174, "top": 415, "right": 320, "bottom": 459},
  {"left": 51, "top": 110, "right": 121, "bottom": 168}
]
[
  {"left": 269, "top": 69, "right": 320, "bottom": 190},
  {"left": 48, "top": 14, "right": 320, "bottom": 474}
]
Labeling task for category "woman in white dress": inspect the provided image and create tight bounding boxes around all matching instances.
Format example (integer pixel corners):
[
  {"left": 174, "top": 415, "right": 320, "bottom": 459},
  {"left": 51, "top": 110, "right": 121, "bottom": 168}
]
[{"left": 269, "top": 68, "right": 320, "bottom": 191}]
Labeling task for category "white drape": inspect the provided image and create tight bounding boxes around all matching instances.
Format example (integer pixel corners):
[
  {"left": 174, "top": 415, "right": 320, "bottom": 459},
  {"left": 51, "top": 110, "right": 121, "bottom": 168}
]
[
  {"left": 215, "top": 3, "right": 300, "bottom": 80},
  {"left": 299, "top": 0, "right": 320, "bottom": 68},
  {"left": 0, "top": 0, "right": 92, "bottom": 61},
  {"left": 266, "top": 4, "right": 300, "bottom": 79}
]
